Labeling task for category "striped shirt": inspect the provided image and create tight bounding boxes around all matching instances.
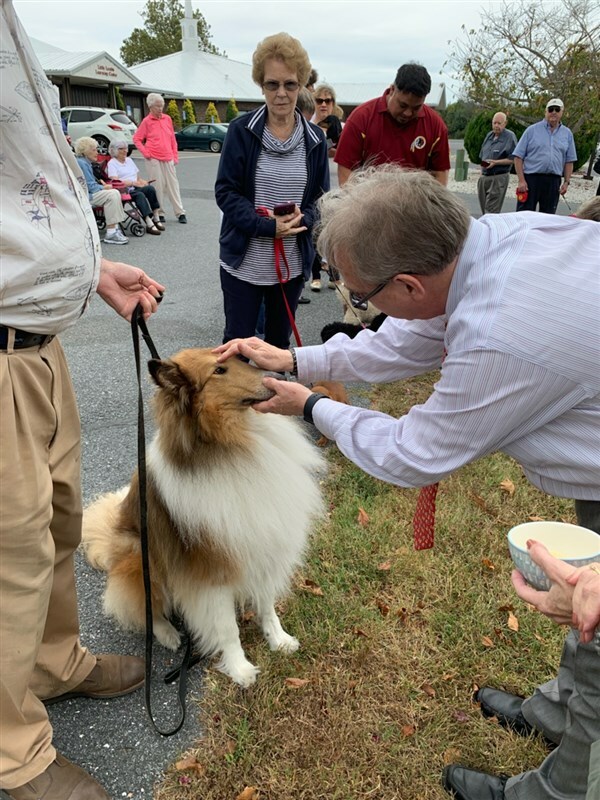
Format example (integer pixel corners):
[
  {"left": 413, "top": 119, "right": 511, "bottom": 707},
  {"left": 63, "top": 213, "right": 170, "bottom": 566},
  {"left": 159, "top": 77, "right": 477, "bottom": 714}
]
[
  {"left": 297, "top": 212, "right": 600, "bottom": 500},
  {"left": 221, "top": 112, "right": 307, "bottom": 285}
]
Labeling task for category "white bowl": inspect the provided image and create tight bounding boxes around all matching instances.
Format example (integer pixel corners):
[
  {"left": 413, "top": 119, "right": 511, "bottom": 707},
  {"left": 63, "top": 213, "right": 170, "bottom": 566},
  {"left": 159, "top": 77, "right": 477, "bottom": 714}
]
[{"left": 508, "top": 521, "right": 600, "bottom": 590}]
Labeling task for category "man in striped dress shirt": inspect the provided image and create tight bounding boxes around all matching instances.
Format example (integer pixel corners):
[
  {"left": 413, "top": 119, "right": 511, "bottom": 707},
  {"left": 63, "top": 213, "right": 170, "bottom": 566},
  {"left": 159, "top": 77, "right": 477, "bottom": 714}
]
[{"left": 215, "top": 167, "right": 600, "bottom": 800}]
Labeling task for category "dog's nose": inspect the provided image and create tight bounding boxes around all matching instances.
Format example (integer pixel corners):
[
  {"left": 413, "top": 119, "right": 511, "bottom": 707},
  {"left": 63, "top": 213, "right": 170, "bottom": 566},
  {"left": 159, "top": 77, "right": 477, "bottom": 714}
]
[{"left": 263, "top": 371, "right": 288, "bottom": 381}]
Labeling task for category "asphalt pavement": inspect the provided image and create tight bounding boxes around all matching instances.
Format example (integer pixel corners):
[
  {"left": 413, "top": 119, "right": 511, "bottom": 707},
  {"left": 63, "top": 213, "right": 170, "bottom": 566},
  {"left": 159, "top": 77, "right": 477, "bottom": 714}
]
[{"left": 51, "top": 148, "right": 582, "bottom": 798}]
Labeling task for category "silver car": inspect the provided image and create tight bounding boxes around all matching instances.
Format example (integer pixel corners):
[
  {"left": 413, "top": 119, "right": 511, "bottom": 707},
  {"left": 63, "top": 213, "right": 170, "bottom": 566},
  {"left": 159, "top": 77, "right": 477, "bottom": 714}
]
[{"left": 61, "top": 106, "right": 137, "bottom": 155}]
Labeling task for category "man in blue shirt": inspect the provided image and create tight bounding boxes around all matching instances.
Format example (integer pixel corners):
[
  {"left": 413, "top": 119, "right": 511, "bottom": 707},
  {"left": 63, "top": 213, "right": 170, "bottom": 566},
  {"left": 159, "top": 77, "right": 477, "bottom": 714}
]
[
  {"left": 513, "top": 98, "right": 577, "bottom": 214},
  {"left": 477, "top": 112, "right": 518, "bottom": 214}
]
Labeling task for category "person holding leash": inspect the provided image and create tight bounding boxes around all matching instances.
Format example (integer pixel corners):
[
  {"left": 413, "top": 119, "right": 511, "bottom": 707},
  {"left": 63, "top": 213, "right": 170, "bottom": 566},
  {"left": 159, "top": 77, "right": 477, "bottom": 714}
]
[
  {"left": 215, "top": 166, "right": 600, "bottom": 800},
  {"left": 1, "top": 2, "right": 164, "bottom": 796}
]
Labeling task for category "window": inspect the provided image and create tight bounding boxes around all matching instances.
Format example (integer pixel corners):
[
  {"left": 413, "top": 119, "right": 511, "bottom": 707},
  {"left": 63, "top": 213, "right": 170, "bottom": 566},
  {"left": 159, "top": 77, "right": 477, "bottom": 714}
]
[
  {"left": 69, "top": 109, "right": 94, "bottom": 122},
  {"left": 110, "top": 112, "right": 134, "bottom": 125}
]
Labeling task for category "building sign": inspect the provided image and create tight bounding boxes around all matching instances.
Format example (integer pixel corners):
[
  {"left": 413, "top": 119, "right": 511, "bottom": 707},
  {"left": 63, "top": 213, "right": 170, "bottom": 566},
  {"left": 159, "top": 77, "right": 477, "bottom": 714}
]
[{"left": 76, "top": 58, "right": 131, "bottom": 84}]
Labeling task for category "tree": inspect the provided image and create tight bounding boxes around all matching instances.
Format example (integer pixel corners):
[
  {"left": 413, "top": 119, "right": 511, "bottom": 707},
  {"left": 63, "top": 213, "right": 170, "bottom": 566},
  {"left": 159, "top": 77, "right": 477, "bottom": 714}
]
[
  {"left": 439, "top": 99, "right": 477, "bottom": 138},
  {"left": 166, "top": 99, "right": 182, "bottom": 130},
  {"left": 226, "top": 97, "right": 239, "bottom": 123},
  {"left": 446, "top": 0, "right": 600, "bottom": 166},
  {"left": 182, "top": 98, "right": 196, "bottom": 124},
  {"left": 120, "top": 0, "right": 224, "bottom": 66},
  {"left": 205, "top": 102, "right": 220, "bottom": 123},
  {"left": 114, "top": 85, "right": 126, "bottom": 112}
]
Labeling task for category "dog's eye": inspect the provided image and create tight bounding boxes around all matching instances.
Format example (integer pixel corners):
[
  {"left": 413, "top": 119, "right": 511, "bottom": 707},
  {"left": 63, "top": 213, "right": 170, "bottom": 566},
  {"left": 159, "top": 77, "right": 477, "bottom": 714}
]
[{"left": 213, "top": 366, "right": 227, "bottom": 375}]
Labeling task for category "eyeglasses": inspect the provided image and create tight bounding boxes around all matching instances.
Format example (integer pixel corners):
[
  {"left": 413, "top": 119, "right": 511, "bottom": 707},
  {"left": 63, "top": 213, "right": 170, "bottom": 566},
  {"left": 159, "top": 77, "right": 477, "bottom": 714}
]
[
  {"left": 315, "top": 97, "right": 333, "bottom": 105},
  {"left": 547, "top": 106, "right": 562, "bottom": 113},
  {"left": 349, "top": 278, "right": 394, "bottom": 310},
  {"left": 262, "top": 80, "right": 300, "bottom": 93}
]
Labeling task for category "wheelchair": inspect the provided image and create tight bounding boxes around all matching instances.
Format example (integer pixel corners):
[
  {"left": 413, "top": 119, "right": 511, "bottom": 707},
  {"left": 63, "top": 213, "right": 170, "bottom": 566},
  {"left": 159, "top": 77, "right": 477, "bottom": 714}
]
[{"left": 92, "top": 155, "right": 146, "bottom": 237}]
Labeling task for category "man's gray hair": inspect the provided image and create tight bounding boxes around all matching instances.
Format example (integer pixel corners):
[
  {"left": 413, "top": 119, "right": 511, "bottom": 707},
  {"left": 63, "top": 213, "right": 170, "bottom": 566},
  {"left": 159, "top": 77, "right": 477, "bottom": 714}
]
[
  {"left": 316, "top": 166, "right": 471, "bottom": 281},
  {"left": 146, "top": 92, "right": 164, "bottom": 108},
  {"left": 108, "top": 139, "right": 128, "bottom": 157}
]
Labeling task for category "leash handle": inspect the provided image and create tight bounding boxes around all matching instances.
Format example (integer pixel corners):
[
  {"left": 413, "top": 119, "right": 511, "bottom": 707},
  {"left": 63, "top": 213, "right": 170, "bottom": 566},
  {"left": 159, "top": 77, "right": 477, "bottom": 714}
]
[{"left": 130, "top": 303, "right": 194, "bottom": 737}]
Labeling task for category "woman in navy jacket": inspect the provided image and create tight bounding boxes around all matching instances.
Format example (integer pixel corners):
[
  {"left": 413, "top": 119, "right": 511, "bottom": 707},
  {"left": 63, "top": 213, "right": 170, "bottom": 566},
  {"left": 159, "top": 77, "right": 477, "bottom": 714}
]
[{"left": 215, "top": 32, "right": 329, "bottom": 348}]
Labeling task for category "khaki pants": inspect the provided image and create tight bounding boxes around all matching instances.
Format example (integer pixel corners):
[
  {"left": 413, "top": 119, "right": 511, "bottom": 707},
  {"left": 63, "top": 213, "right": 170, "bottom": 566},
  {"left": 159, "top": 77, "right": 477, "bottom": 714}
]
[
  {"left": 477, "top": 172, "right": 510, "bottom": 214},
  {"left": 0, "top": 338, "right": 95, "bottom": 788},
  {"left": 145, "top": 158, "right": 185, "bottom": 218},
  {"left": 90, "top": 188, "right": 126, "bottom": 227}
]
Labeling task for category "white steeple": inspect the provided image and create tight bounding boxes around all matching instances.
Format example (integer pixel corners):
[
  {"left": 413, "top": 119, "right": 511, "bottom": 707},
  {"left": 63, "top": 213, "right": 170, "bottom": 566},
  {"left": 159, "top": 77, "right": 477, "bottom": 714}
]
[{"left": 180, "top": 0, "right": 198, "bottom": 53}]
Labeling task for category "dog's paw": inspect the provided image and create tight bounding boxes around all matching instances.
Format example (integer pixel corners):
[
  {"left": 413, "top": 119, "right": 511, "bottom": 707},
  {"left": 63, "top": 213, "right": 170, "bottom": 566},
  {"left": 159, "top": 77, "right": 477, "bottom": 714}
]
[
  {"left": 270, "top": 632, "right": 300, "bottom": 654},
  {"left": 154, "top": 619, "right": 182, "bottom": 651},
  {"left": 218, "top": 656, "right": 260, "bottom": 688}
]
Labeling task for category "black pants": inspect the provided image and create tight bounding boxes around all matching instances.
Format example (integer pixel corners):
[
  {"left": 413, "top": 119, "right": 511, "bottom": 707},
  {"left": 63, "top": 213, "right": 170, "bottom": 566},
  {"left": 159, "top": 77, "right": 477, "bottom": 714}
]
[
  {"left": 129, "top": 185, "right": 159, "bottom": 218},
  {"left": 517, "top": 173, "right": 561, "bottom": 214},
  {"left": 220, "top": 267, "right": 304, "bottom": 349}
]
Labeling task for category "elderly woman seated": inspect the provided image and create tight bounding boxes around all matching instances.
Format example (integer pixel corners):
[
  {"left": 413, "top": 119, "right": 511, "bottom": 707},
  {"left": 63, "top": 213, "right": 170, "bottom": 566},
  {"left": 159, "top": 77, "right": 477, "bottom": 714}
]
[
  {"left": 74, "top": 137, "right": 128, "bottom": 245},
  {"left": 106, "top": 139, "right": 164, "bottom": 234}
]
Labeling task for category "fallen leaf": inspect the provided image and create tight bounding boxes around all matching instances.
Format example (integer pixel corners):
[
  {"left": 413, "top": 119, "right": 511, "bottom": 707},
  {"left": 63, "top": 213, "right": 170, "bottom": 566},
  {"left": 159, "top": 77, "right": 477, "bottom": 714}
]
[
  {"left": 452, "top": 708, "right": 470, "bottom": 723},
  {"left": 507, "top": 611, "right": 519, "bottom": 632},
  {"left": 499, "top": 478, "right": 515, "bottom": 496},
  {"left": 175, "top": 755, "right": 204, "bottom": 773},
  {"left": 442, "top": 672, "right": 457, "bottom": 681},
  {"left": 401, "top": 724, "right": 416, "bottom": 737},
  {"left": 498, "top": 603, "right": 515, "bottom": 612},
  {"left": 241, "top": 610, "right": 255, "bottom": 622},
  {"left": 529, "top": 515, "right": 545, "bottom": 521},
  {"left": 284, "top": 677, "right": 310, "bottom": 689},
  {"left": 533, "top": 632, "right": 546, "bottom": 643},
  {"left": 299, "top": 578, "right": 324, "bottom": 596},
  {"left": 481, "top": 557, "right": 496, "bottom": 571},
  {"left": 357, "top": 507, "right": 370, "bottom": 526},
  {"left": 377, "top": 560, "right": 391, "bottom": 571},
  {"left": 354, "top": 627, "right": 369, "bottom": 638},
  {"left": 468, "top": 491, "right": 496, "bottom": 517},
  {"left": 376, "top": 600, "right": 390, "bottom": 617},
  {"left": 236, "top": 788, "right": 260, "bottom": 800},
  {"left": 443, "top": 747, "right": 461, "bottom": 765},
  {"left": 481, "top": 635, "right": 495, "bottom": 648},
  {"left": 421, "top": 682, "right": 436, "bottom": 697}
]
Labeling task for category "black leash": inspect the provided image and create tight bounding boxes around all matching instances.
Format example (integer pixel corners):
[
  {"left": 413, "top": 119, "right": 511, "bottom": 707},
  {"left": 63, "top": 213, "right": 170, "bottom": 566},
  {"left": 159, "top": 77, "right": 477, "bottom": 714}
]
[{"left": 130, "top": 302, "right": 197, "bottom": 736}]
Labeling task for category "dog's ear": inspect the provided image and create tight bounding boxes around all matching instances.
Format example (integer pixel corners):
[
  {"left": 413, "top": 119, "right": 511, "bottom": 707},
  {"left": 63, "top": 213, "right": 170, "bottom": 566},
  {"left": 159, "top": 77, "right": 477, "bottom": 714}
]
[{"left": 148, "top": 359, "right": 192, "bottom": 411}]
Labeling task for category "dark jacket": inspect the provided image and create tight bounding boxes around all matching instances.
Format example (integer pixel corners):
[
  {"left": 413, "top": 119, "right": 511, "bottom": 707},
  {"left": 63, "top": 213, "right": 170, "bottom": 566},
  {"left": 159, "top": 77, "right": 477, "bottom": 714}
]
[{"left": 215, "top": 106, "right": 330, "bottom": 279}]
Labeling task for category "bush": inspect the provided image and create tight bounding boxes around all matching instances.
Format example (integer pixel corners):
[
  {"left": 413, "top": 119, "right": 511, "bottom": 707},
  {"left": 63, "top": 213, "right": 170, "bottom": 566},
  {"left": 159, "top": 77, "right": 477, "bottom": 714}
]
[
  {"left": 182, "top": 98, "right": 196, "bottom": 125},
  {"left": 165, "top": 99, "right": 182, "bottom": 130},
  {"left": 463, "top": 111, "right": 527, "bottom": 165},
  {"left": 226, "top": 97, "right": 239, "bottom": 123},
  {"left": 205, "top": 102, "right": 220, "bottom": 123},
  {"left": 114, "top": 86, "right": 125, "bottom": 112}
]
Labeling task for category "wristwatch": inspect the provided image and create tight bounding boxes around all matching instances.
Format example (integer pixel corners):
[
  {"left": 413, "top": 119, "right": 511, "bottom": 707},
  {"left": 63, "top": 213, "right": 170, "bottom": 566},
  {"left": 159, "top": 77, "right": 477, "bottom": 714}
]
[{"left": 303, "top": 392, "right": 328, "bottom": 425}]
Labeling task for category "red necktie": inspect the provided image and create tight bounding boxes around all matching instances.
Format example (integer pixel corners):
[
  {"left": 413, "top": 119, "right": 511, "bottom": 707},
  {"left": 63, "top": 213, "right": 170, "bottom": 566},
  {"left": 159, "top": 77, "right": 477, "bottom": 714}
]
[{"left": 413, "top": 483, "right": 438, "bottom": 550}]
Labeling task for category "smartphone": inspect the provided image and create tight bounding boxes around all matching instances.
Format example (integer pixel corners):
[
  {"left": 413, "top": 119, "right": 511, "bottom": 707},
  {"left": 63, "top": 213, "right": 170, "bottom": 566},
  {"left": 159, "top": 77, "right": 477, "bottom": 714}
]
[
  {"left": 273, "top": 202, "right": 295, "bottom": 216},
  {"left": 480, "top": 160, "right": 490, "bottom": 168}
]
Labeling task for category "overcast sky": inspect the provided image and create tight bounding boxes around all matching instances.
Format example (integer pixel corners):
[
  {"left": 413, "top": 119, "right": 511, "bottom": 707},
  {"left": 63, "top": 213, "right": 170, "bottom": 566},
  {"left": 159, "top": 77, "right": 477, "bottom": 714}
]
[{"left": 13, "top": 0, "right": 511, "bottom": 98}]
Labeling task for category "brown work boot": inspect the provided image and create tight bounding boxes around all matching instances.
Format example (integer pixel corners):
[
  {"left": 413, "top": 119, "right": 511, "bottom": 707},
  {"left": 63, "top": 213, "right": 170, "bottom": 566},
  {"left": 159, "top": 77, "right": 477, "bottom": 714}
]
[
  {"left": 44, "top": 654, "right": 144, "bottom": 704},
  {"left": 2, "top": 753, "right": 109, "bottom": 799}
]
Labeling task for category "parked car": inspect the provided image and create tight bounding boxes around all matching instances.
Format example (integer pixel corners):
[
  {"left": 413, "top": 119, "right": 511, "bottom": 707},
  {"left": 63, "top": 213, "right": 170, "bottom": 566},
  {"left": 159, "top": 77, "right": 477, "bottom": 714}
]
[
  {"left": 175, "top": 123, "right": 228, "bottom": 153},
  {"left": 61, "top": 106, "right": 137, "bottom": 155}
]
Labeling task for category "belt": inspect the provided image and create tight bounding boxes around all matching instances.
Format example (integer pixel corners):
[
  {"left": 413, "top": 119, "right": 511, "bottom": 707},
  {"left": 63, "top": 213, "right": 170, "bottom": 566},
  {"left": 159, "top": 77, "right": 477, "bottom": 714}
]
[{"left": 0, "top": 325, "right": 55, "bottom": 350}]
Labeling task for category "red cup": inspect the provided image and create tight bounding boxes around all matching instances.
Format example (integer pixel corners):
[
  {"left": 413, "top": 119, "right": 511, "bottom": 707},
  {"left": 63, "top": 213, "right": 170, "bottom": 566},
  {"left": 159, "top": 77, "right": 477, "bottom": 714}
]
[{"left": 516, "top": 188, "right": 528, "bottom": 203}]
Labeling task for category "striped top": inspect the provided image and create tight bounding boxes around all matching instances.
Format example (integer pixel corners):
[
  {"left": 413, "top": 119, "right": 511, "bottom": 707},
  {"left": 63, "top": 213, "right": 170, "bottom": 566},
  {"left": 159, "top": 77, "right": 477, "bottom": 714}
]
[
  {"left": 297, "top": 212, "right": 600, "bottom": 500},
  {"left": 221, "top": 112, "right": 307, "bottom": 285}
]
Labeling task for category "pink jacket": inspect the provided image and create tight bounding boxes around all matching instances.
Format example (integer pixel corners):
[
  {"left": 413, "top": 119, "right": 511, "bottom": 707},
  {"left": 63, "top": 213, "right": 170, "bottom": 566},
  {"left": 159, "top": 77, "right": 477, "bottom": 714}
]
[{"left": 133, "top": 113, "right": 178, "bottom": 163}]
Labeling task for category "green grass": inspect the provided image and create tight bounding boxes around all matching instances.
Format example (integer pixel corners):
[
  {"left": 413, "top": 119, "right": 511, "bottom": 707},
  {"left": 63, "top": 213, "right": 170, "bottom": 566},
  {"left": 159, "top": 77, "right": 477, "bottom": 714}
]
[{"left": 155, "top": 375, "right": 568, "bottom": 800}]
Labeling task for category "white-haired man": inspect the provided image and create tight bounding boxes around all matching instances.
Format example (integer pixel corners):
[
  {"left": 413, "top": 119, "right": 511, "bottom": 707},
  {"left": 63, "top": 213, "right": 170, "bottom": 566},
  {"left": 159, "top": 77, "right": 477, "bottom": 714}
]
[
  {"left": 215, "top": 167, "right": 600, "bottom": 800},
  {"left": 133, "top": 93, "right": 187, "bottom": 223},
  {"left": 477, "top": 112, "right": 517, "bottom": 214}
]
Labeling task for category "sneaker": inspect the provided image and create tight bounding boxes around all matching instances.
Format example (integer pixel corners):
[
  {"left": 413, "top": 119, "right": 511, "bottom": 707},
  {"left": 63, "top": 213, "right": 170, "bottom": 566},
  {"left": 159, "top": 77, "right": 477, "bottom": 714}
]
[
  {"left": 178, "top": 214, "right": 187, "bottom": 224},
  {"left": 159, "top": 215, "right": 166, "bottom": 223},
  {"left": 103, "top": 229, "right": 128, "bottom": 245},
  {"left": 310, "top": 279, "right": 321, "bottom": 291},
  {"left": 298, "top": 295, "right": 311, "bottom": 304}
]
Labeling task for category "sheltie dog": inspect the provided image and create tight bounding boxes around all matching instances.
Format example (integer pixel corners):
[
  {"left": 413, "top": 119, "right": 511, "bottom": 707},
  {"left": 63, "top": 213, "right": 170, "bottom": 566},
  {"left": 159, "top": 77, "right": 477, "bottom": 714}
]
[{"left": 82, "top": 348, "right": 325, "bottom": 687}]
